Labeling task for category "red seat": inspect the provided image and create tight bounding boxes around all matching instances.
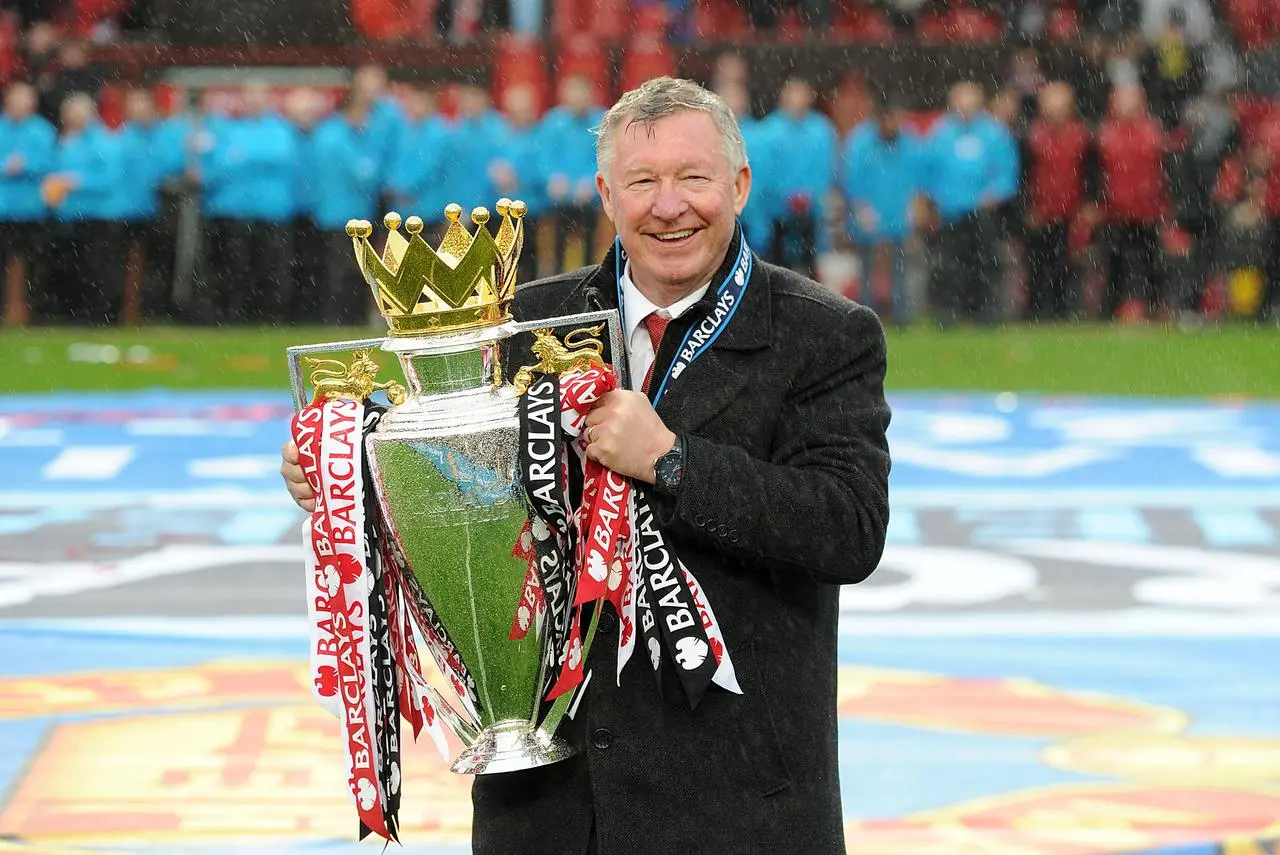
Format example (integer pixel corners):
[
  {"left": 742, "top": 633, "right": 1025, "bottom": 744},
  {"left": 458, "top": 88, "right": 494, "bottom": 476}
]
[
  {"left": 554, "top": 0, "right": 629, "bottom": 40},
  {"left": 948, "top": 2, "right": 1002, "bottom": 42},
  {"left": 350, "top": 0, "right": 434, "bottom": 40},
  {"left": 1223, "top": 0, "right": 1280, "bottom": 51},
  {"left": 919, "top": 0, "right": 1000, "bottom": 43},
  {"left": 632, "top": 2, "right": 667, "bottom": 36},
  {"left": 833, "top": 1, "right": 893, "bottom": 41},
  {"left": 0, "top": 12, "right": 20, "bottom": 88},
  {"left": 67, "top": 0, "right": 130, "bottom": 38},
  {"left": 691, "top": 0, "right": 750, "bottom": 41},
  {"left": 1233, "top": 94, "right": 1279, "bottom": 147},
  {"left": 555, "top": 35, "right": 613, "bottom": 105},
  {"left": 491, "top": 34, "right": 549, "bottom": 115},
  {"left": 915, "top": 9, "right": 950, "bottom": 43},
  {"left": 1046, "top": 4, "right": 1080, "bottom": 42},
  {"left": 618, "top": 34, "right": 674, "bottom": 93},
  {"left": 591, "top": 0, "right": 629, "bottom": 40},
  {"left": 551, "top": 0, "right": 586, "bottom": 40}
]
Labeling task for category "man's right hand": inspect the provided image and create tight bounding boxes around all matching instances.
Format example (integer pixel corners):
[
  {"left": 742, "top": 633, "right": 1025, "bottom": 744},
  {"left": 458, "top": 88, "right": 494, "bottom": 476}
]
[{"left": 280, "top": 440, "right": 316, "bottom": 512}]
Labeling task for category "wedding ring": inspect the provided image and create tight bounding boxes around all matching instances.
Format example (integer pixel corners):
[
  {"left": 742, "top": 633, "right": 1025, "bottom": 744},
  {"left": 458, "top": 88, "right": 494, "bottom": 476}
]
[{"left": 587, "top": 426, "right": 598, "bottom": 443}]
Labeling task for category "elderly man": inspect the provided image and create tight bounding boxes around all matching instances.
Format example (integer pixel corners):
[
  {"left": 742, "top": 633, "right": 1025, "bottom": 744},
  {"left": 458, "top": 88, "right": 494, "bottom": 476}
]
[{"left": 280, "top": 77, "right": 891, "bottom": 855}]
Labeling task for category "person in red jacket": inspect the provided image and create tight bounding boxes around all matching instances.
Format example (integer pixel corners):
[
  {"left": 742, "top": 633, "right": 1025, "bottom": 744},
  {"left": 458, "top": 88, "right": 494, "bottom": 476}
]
[
  {"left": 1257, "top": 117, "right": 1280, "bottom": 322},
  {"left": 1096, "top": 84, "right": 1169, "bottom": 319},
  {"left": 1022, "top": 81, "right": 1095, "bottom": 321}
]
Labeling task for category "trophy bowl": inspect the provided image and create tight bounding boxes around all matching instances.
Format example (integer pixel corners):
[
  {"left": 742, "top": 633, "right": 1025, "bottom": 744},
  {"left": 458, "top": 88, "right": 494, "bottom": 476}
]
[{"left": 368, "top": 323, "right": 565, "bottom": 776}]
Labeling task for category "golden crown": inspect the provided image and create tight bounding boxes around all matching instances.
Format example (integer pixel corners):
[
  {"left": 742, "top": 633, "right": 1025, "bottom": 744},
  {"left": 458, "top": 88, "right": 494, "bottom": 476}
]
[{"left": 346, "top": 199, "right": 526, "bottom": 337}]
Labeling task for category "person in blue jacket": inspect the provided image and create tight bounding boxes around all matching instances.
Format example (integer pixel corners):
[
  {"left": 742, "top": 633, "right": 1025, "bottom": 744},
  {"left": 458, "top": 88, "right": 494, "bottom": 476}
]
[
  {"left": 385, "top": 83, "right": 451, "bottom": 237},
  {"left": 841, "top": 94, "right": 925, "bottom": 325},
  {"left": 198, "top": 82, "right": 299, "bottom": 324},
  {"left": 351, "top": 64, "right": 405, "bottom": 200},
  {"left": 921, "top": 80, "right": 1019, "bottom": 325},
  {"left": 115, "top": 87, "right": 192, "bottom": 320},
  {"left": 437, "top": 82, "right": 509, "bottom": 217},
  {"left": 716, "top": 79, "right": 774, "bottom": 257},
  {"left": 282, "top": 86, "right": 330, "bottom": 324},
  {"left": 539, "top": 74, "right": 604, "bottom": 271},
  {"left": 490, "top": 83, "right": 546, "bottom": 282},
  {"left": 760, "top": 76, "right": 837, "bottom": 278},
  {"left": 0, "top": 82, "right": 56, "bottom": 325},
  {"left": 310, "top": 84, "right": 391, "bottom": 326},
  {"left": 41, "top": 93, "right": 124, "bottom": 325}
]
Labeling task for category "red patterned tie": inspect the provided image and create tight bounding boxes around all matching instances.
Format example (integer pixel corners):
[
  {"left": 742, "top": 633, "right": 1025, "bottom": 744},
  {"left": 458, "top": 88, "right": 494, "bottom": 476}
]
[{"left": 641, "top": 311, "right": 671, "bottom": 393}]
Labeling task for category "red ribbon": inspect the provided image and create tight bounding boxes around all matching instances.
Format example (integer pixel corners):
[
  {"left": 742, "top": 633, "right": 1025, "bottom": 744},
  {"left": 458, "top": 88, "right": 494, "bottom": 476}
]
[{"left": 292, "top": 399, "right": 390, "bottom": 842}]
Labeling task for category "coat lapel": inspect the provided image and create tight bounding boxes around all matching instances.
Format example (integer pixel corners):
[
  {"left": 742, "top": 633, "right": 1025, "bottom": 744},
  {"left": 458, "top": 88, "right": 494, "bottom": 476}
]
[
  {"left": 654, "top": 252, "right": 772, "bottom": 434},
  {"left": 550, "top": 243, "right": 621, "bottom": 317}
]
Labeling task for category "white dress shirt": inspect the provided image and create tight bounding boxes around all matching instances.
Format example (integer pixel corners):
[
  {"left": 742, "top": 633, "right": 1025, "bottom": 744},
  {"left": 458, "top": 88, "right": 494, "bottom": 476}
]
[{"left": 620, "top": 263, "right": 710, "bottom": 391}]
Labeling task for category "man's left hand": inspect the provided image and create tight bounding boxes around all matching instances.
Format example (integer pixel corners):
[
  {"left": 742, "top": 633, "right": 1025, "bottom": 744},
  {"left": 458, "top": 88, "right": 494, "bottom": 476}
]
[{"left": 583, "top": 390, "right": 676, "bottom": 485}]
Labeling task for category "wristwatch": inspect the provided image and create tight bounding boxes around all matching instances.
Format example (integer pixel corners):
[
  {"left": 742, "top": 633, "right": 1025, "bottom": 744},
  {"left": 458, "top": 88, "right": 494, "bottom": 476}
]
[{"left": 652, "top": 435, "right": 686, "bottom": 496}]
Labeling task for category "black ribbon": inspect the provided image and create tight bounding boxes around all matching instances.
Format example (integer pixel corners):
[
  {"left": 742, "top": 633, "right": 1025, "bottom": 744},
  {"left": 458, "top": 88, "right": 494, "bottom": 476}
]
[
  {"left": 518, "top": 371, "right": 575, "bottom": 696},
  {"left": 633, "top": 487, "right": 717, "bottom": 708},
  {"left": 516, "top": 371, "right": 717, "bottom": 710},
  {"left": 359, "top": 403, "right": 400, "bottom": 842}
]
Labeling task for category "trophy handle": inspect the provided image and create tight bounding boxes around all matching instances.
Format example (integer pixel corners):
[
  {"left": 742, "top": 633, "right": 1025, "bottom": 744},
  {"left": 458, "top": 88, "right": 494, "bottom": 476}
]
[
  {"left": 511, "top": 309, "right": 630, "bottom": 392},
  {"left": 419, "top": 681, "right": 481, "bottom": 745},
  {"left": 286, "top": 337, "right": 388, "bottom": 412}
]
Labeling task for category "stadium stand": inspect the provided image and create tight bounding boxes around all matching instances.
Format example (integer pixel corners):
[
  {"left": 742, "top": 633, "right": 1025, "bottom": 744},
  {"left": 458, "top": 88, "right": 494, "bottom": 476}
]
[{"left": 1, "top": 0, "right": 1279, "bottom": 328}]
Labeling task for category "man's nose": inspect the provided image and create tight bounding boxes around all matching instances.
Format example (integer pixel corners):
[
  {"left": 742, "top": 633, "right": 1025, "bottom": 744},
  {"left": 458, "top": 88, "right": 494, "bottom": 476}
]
[{"left": 651, "top": 182, "right": 688, "bottom": 221}]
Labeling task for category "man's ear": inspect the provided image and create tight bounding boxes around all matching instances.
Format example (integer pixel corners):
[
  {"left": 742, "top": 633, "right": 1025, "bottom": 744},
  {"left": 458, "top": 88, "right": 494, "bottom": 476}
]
[
  {"left": 596, "top": 172, "right": 615, "bottom": 225},
  {"left": 733, "top": 163, "right": 752, "bottom": 216}
]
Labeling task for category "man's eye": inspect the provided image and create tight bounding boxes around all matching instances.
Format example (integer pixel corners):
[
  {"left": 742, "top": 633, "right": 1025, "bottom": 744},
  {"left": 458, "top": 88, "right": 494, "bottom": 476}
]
[{"left": 630, "top": 178, "right": 654, "bottom": 188}]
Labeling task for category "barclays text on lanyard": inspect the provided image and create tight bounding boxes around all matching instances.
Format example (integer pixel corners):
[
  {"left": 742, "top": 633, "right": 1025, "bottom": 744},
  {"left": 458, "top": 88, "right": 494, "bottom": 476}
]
[
  {"left": 613, "top": 229, "right": 754, "bottom": 404},
  {"left": 610, "top": 228, "right": 752, "bottom": 708}
]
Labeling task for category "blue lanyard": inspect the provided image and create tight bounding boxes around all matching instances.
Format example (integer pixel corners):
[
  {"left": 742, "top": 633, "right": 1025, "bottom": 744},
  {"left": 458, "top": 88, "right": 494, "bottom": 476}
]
[{"left": 613, "top": 231, "right": 753, "bottom": 405}]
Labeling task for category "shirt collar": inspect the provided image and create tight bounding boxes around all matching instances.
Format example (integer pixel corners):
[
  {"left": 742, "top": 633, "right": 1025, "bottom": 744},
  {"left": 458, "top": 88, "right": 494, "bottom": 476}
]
[{"left": 620, "top": 261, "right": 710, "bottom": 344}]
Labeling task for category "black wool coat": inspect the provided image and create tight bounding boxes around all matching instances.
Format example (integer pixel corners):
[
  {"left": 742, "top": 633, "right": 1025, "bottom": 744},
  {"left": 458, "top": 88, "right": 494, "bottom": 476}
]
[{"left": 474, "top": 230, "right": 892, "bottom": 855}]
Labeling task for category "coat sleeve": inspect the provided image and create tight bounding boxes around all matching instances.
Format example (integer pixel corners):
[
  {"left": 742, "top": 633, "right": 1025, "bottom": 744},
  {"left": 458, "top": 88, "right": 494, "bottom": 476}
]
[{"left": 651, "top": 302, "right": 891, "bottom": 585}]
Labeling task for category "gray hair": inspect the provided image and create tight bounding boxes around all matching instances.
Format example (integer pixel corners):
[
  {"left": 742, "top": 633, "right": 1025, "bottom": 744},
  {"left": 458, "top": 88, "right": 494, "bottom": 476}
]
[{"left": 595, "top": 76, "right": 747, "bottom": 180}]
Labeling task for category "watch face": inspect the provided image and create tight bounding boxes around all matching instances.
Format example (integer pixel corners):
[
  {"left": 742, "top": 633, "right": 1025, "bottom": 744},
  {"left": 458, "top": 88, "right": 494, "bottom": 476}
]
[{"left": 656, "top": 453, "right": 683, "bottom": 489}]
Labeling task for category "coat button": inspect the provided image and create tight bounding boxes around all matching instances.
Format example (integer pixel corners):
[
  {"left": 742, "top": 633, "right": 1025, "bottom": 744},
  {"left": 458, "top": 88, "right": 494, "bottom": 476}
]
[
  {"left": 728, "top": 529, "right": 740, "bottom": 543},
  {"left": 597, "top": 611, "right": 617, "bottom": 635},
  {"left": 693, "top": 513, "right": 707, "bottom": 527},
  {"left": 716, "top": 524, "right": 729, "bottom": 538},
  {"left": 704, "top": 517, "right": 718, "bottom": 529},
  {"left": 592, "top": 728, "right": 613, "bottom": 750}
]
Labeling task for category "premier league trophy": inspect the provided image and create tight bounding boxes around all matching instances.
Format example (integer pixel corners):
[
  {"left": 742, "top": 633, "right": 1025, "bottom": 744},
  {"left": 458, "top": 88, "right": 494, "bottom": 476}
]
[{"left": 285, "top": 200, "right": 626, "bottom": 840}]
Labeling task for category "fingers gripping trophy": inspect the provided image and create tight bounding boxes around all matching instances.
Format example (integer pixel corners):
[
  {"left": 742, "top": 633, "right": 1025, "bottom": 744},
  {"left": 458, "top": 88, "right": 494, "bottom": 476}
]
[{"left": 285, "top": 200, "right": 631, "bottom": 841}]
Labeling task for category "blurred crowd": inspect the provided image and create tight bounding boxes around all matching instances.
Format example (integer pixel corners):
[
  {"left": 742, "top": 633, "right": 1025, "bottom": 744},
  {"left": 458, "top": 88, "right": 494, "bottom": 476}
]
[{"left": 1, "top": 0, "right": 1279, "bottom": 327}]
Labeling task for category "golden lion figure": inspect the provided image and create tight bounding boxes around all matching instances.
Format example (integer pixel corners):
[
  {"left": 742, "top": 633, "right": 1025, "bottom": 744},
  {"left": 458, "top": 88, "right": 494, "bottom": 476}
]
[
  {"left": 513, "top": 324, "right": 607, "bottom": 395},
  {"left": 306, "top": 349, "right": 408, "bottom": 405}
]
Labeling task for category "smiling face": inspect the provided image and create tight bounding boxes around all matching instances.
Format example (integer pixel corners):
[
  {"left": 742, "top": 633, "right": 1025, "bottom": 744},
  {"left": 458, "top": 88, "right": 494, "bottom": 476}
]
[{"left": 596, "top": 110, "right": 750, "bottom": 303}]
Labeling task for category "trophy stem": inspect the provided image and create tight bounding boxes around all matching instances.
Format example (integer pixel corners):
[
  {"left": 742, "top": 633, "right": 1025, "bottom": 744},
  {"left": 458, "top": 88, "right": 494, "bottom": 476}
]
[
  {"left": 450, "top": 719, "right": 578, "bottom": 776},
  {"left": 381, "top": 327, "right": 511, "bottom": 399}
]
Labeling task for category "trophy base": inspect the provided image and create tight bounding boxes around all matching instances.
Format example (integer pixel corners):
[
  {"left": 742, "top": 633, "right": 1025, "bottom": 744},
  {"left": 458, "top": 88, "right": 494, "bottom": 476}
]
[{"left": 451, "top": 719, "right": 578, "bottom": 775}]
